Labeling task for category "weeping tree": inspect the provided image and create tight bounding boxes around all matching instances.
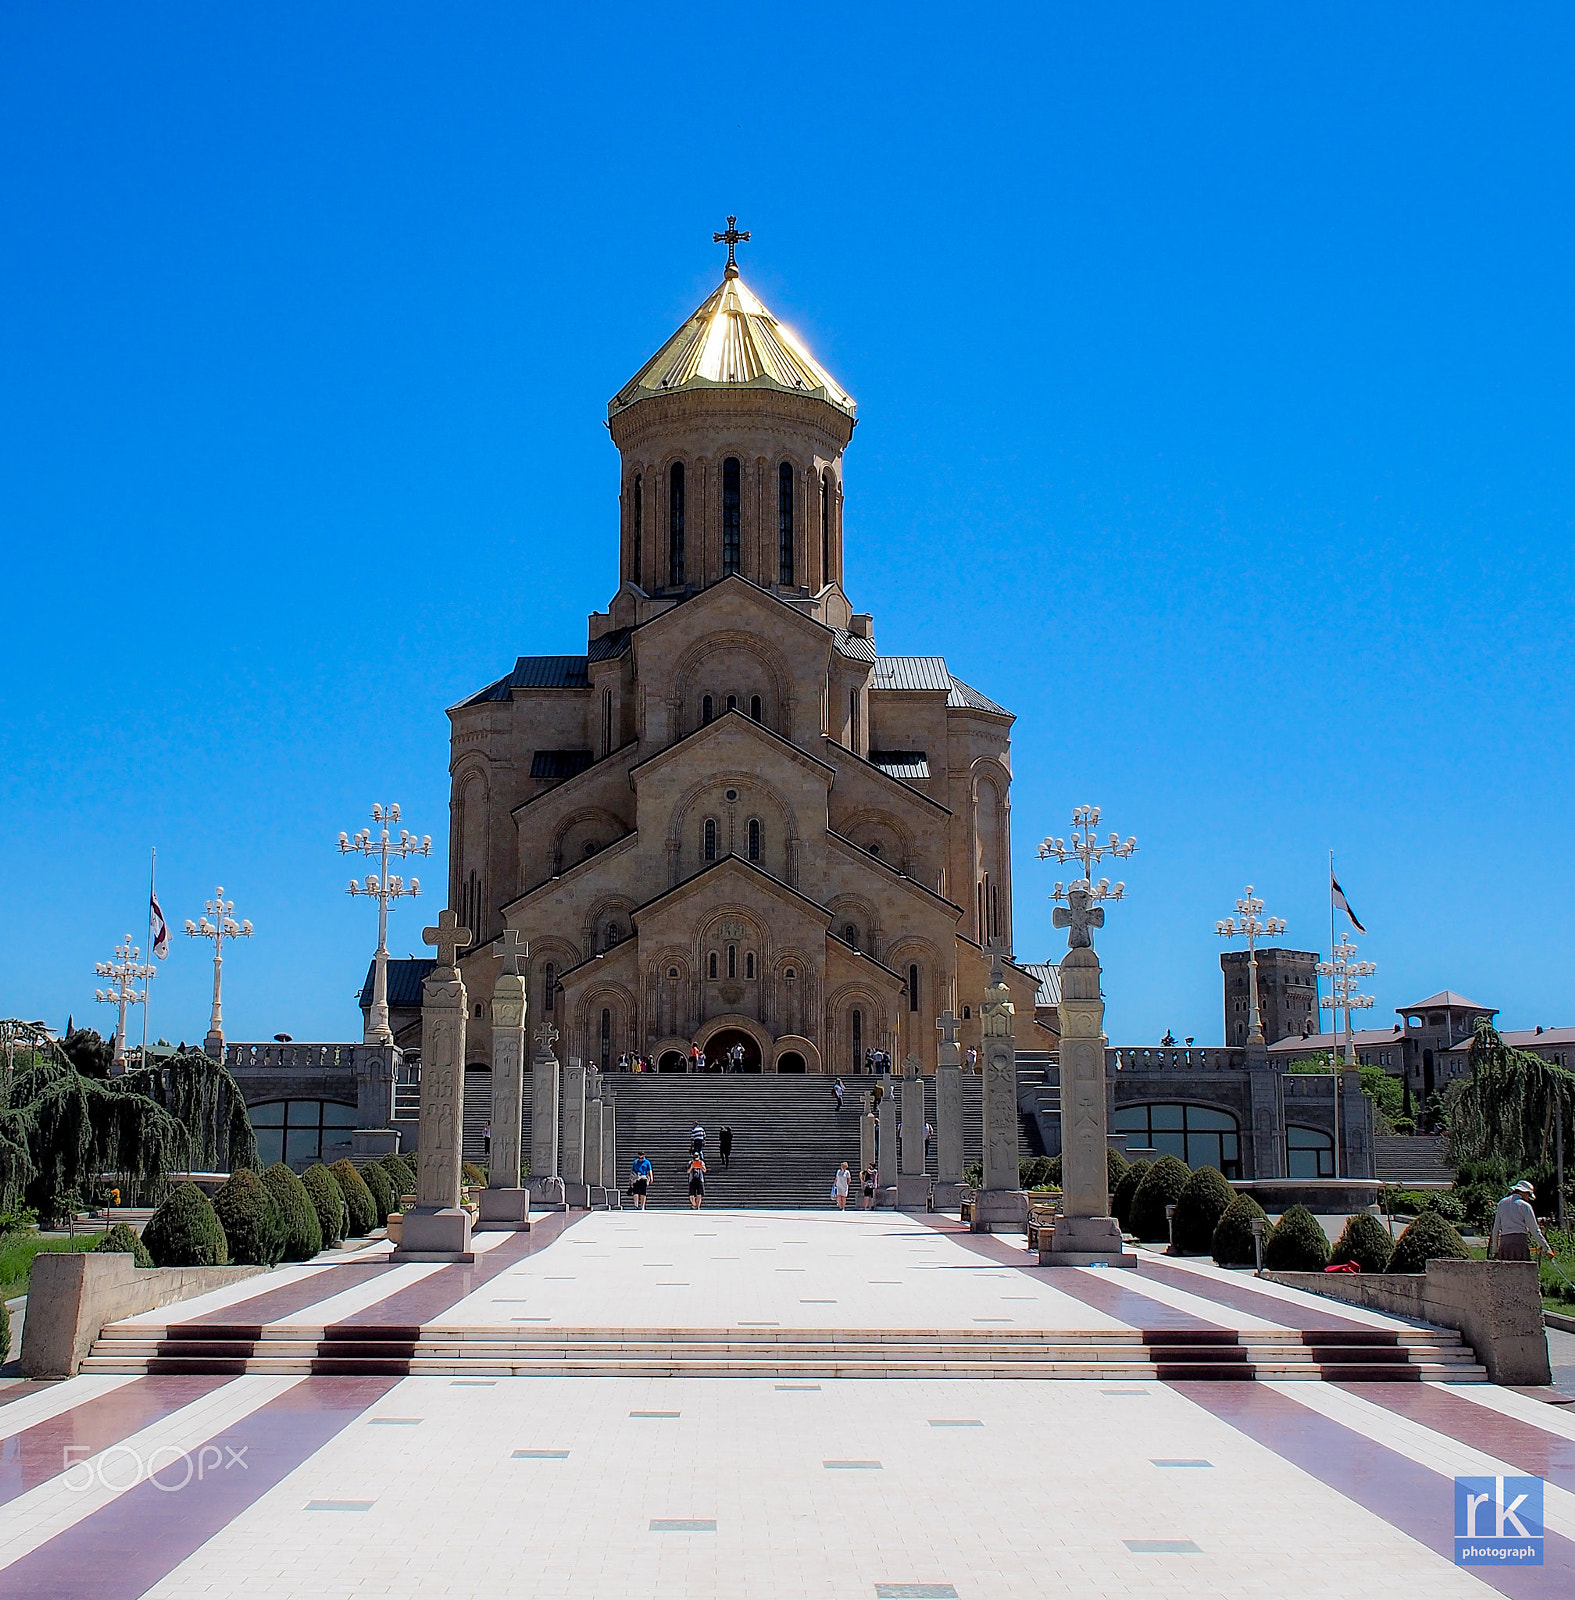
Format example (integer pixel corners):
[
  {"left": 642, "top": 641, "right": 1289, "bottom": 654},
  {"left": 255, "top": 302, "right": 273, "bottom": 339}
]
[
  {"left": 0, "top": 1023, "right": 257, "bottom": 1222},
  {"left": 1446, "top": 1017, "right": 1575, "bottom": 1174}
]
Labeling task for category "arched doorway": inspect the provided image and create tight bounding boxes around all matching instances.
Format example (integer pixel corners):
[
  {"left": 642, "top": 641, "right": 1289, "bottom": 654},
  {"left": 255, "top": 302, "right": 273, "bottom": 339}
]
[
  {"left": 777, "top": 1051, "right": 806, "bottom": 1074},
  {"left": 702, "top": 1027, "right": 762, "bottom": 1072},
  {"left": 658, "top": 1050, "right": 686, "bottom": 1073}
]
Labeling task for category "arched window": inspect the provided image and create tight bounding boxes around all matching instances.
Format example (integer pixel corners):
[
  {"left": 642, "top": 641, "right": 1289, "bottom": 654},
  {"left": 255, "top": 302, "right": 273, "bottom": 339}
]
[
  {"left": 785, "top": 967, "right": 796, "bottom": 981},
  {"left": 543, "top": 962, "right": 556, "bottom": 1014},
  {"left": 1112, "top": 1104, "right": 1242, "bottom": 1180},
  {"left": 747, "top": 818, "right": 761, "bottom": 861},
  {"left": 745, "top": 952, "right": 755, "bottom": 978},
  {"left": 778, "top": 461, "right": 794, "bottom": 585},
  {"left": 708, "top": 951, "right": 718, "bottom": 979},
  {"left": 600, "top": 1008, "right": 611, "bottom": 1072},
  {"left": 668, "top": 462, "right": 685, "bottom": 587},
  {"left": 852, "top": 1008, "right": 863, "bottom": 1071},
  {"left": 632, "top": 473, "right": 642, "bottom": 583},
  {"left": 750, "top": 694, "right": 761, "bottom": 721},
  {"left": 726, "top": 693, "right": 737, "bottom": 713},
  {"left": 702, "top": 694, "right": 714, "bottom": 725},
  {"left": 908, "top": 964, "right": 920, "bottom": 1013},
  {"left": 704, "top": 818, "right": 717, "bottom": 861},
  {"left": 727, "top": 944, "right": 737, "bottom": 979},
  {"left": 1286, "top": 1125, "right": 1335, "bottom": 1179},
  {"left": 844, "top": 923, "right": 859, "bottom": 951},
  {"left": 821, "top": 469, "right": 832, "bottom": 581},
  {"left": 722, "top": 456, "right": 740, "bottom": 575},
  {"left": 602, "top": 689, "right": 613, "bottom": 755}
]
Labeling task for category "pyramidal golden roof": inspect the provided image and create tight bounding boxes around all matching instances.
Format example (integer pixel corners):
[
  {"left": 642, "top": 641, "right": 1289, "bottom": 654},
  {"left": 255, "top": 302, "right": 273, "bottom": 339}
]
[{"left": 608, "top": 272, "right": 856, "bottom": 421}]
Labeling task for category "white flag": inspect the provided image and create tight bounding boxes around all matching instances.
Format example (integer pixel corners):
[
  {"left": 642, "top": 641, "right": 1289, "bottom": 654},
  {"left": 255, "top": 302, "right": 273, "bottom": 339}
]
[
  {"left": 1331, "top": 875, "right": 1365, "bottom": 934},
  {"left": 150, "top": 892, "right": 170, "bottom": 959}
]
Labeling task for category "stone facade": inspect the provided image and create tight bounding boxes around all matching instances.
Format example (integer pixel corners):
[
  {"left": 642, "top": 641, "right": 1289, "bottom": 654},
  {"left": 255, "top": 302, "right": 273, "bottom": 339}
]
[
  {"left": 1221, "top": 947, "right": 1318, "bottom": 1048},
  {"left": 445, "top": 265, "right": 1042, "bottom": 1077}
]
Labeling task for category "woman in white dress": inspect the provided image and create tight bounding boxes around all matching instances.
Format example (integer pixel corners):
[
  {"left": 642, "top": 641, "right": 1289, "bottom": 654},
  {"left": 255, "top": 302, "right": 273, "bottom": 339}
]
[{"left": 831, "top": 1162, "right": 852, "bottom": 1210}]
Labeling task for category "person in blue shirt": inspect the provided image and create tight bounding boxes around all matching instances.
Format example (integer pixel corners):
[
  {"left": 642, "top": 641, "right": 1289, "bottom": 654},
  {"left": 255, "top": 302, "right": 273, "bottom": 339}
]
[{"left": 629, "top": 1151, "right": 653, "bottom": 1210}]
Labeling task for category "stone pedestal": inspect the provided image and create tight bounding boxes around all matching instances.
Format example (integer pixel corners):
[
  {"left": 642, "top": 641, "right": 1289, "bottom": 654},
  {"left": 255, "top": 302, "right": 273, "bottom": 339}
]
[
  {"left": 560, "top": 1058, "right": 591, "bottom": 1208},
  {"left": 1041, "top": 942, "right": 1134, "bottom": 1267},
  {"left": 527, "top": 1040, "right": 562, "bottom": 1208},
  {"left": 601, "top": 1097, "right": 621, "bottom": 1207},
  {"left": 479, "top": 944, "right": 531, "bottom": 1230},
  {"left": 972, "top": 952, "right": 1026, "bottom": 1234},
  {"left": 352, "top": 1044, "right": 401, "bottom": 1160},
  {"left": 394, "top": 910, "right": 475, "bottom": 1263},
  {"left": 583, "top": 1086, "right": 605, "bottom": 1210},
  {"left": 932, "top": 1014, "right": 966, "bottom": 1210},
  {"left": 352, "top": 1127, "right": 402, "bottom": 1161},
  {"left": 875, "top": 1087, "right": 898, "bottom": 1207}
]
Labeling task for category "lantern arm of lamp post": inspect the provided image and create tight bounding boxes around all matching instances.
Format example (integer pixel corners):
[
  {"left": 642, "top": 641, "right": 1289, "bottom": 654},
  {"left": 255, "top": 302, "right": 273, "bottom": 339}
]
[{"left": 339, "top": 802, "right": 433, "bottom": 1046}]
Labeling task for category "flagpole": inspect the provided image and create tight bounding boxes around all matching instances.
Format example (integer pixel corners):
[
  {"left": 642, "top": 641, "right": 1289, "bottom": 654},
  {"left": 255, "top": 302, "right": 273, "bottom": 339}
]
[
  {"left": 142, "top": 847, "right": 155, "bottom": 1070},
  {"left": 1329, "top": 848, "right": 1340, "bottom": 1181}
]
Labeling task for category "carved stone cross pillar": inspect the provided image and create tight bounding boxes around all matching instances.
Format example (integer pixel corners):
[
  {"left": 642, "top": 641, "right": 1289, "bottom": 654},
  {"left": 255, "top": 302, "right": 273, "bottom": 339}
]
[{"left": 479, "top": 932, "right": 531, "bottom": 1230}]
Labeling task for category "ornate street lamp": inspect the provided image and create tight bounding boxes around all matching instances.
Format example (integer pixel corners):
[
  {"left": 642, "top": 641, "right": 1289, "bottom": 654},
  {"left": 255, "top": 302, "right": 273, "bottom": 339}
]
[
  {"left": 185, "top": 888, "right": 252, "bottom": 1059},
  {"left": 1037, "top": 804, "right": 1138, "bottom": 945},
  {"left": 1216, "top": 886, "right": 1286, "bottom": 1046},
  {"left": 95, "top": 936, "right": 156, "bottom": 1075},
  {"left": 1318, "top": 933, "right": 1377, "bottom": 1069},
  {"left": 340, "top": 802, "right": 431, "bottom": 1045}
]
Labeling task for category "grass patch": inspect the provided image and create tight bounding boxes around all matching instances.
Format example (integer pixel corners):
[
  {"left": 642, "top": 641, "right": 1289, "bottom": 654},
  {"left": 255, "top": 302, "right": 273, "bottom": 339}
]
[{"left": 0, "top": 1231, "right": 102, "bottom": 1302}]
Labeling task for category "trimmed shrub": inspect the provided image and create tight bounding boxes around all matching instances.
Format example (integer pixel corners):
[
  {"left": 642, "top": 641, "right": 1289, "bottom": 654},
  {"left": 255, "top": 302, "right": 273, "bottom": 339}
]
[
  {"left": 262, "top": 1163, "right": 322, "bottom": 1261},
  {"left": 1387, "top": 1210, "right": 1470, "bottom": 1274},
  {"left": 1212, "top": 1192, "right": 1269, "bottom": 1266},
  {"left": 1170, "top": 1166, "right": 1235, "bottom": 1256},
  {"left": 1420, "top": 1192, "right": 1467, "bottom": 1226},
  {"left": 379, "top": 1153, "right": 415, "bottom": 1199},
  {"left": 302, "top": 1163, "right": 347, "bottom": 1247},
  {"left": 93, "top": 1221, "right": 153, "bottom": 1268},
  {"left": 1263, "top": 1204, "right": 1331, "bottom": 1272},
  {"left": 330, "top": 1159, "right": 377, "bottom": 1238},
  {"left": 212, "top": 1169, "right": 286, "bottom": 1267},
  {"left": 462, "top": 1161, "right": 488, "bottom": 1189},
  {"left": 1020, "top": 1156, "right": 1060, "bottom": 1190},
  {"left": 1128, "top": 1155, "right": 1192, "bottom": 1242},
  {"left": 142, "top": 1181, "right": 229, "bottom": 1268},
  {"left": 1107, "top": 1144, "right": 1130, "bottom": 1191},
  {"left": 1112, "top": 1159, "right": 1151, "bottom": 1233},
  {"left": 1331, "top": 1213, "right": 1393, "bottom": 1273},
  {"left": 359, "top": 1160, "right": 393, "bottom": 1227}
]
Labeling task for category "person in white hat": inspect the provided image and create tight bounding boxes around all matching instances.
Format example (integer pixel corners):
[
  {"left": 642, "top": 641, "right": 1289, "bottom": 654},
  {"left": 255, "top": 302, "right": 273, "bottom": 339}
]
[{"left": 1489, "top": 1179, "right": 1550, "bottom": 1261}]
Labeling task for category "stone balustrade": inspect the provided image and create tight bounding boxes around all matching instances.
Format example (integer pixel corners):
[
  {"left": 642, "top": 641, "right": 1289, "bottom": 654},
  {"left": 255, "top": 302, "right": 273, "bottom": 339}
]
[
  {"left": 222, "top": 1041, "right": 362, "bottom": 1072},
  {"left": 1107, "top": 1045, "right": 1246, "bottom": 1073}
]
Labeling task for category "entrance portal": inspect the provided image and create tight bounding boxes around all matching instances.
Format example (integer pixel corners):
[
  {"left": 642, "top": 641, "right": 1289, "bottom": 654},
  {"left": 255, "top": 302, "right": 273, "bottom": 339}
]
[
  {"left": 777, "top": 1051, "right": 806, "bottom": 1074},
  {"left": 703, "top": 1028, "right": 762, "bottom": 1072},
  {"left": 658, "top": 1050, "right": 686, "bottom": 1073}
]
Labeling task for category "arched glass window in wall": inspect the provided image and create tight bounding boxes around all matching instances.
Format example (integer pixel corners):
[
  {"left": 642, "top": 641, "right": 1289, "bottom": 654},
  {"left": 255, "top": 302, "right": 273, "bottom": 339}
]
[
  {"left": 600, "top": 1008, "right": 611, "bottom": 1072},
  {"left": 1112, "top": 1103, "right": 1242, "bottom": 1180},
  {"left": 543, "top": 962, "right": 556, "bottom": 1014},
  {"left": 708, "top": 951, "right": 718, "bottom": 979},
  {"left": 747, "top": 818, "right": 760, "bottom": 861},
  {"left": 821, "top": 469, "right": 832, "bottom": 581},
  {"left": 602, "top": 689, "right": 613, "bottom": 755},
  {"left": 778, "top": 461, "right": 794, "bottom": 585},
  {"left": 632, "top": 473, "right": 642, "bottom": 583},
  {"left": 722, "top": 456, "right": 741, "bottom": 575},
  {"left": 745, "top": 951, "right": 755, "bottom": 978},
  {"left": 727, "top": 944, "right": 737, "bottom": 979},
  {"left": 851, "top": 1008, "right": 863, "bottom": 1072},
  {"left": 1286, "top": 1125, "right": 1335, "bottom": 1179},
  {"left": 726, "top": 694, "right": 737, "bottom": 713},
  {"left": 668, "top": 462, "right": 685, "bottom": 587},
  {"left": 704, "top": 818, "right": 717, "bottom": 861},
  {"left": 702, "top": 694, "right": 714, "bottom": 725},
  {"left": 908, "top": 964, "right": 920, "bottom": 1013},
  {"left": 844, "top": 923, "right": 859, "bottom": 951}
]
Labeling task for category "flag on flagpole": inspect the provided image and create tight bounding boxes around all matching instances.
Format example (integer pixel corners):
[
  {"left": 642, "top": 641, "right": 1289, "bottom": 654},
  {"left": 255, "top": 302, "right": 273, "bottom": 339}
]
[
  {"left": 1331, "top": 875, "right": 1365, "bottom": 934},
  {"left": 150, "top": 891, "right": 170, "bottom": 959}
]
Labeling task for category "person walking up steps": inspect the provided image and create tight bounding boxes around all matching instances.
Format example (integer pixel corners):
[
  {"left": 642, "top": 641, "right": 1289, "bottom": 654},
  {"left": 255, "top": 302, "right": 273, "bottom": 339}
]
[
  {"left": 629, "top": 1151, "right": 653, "bottom": 1210},
  {"left": 687, "top": 1152, "right": 707, "bottom": 1209},
  {"left": 719, "top": 1125, "right": 733, "bottom": 1168},
  {"left": 832, "top": 1161, "right": 851, "bottom": 1210},
  {"left": 832, "top": 1077, "right": 845, "bottom": 1111},
  {"left": 690, "top": 1123, "right": 705, "bottom": 1156}
]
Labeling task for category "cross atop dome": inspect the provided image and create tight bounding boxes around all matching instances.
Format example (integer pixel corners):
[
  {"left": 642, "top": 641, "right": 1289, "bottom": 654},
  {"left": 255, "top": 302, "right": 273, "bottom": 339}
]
[{"left": 712, "top": 215, "right": 750, "bottom": 278}]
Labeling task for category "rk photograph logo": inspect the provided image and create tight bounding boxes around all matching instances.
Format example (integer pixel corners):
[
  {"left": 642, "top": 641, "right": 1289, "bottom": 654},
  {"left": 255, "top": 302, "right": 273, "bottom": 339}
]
[{"left": 1454, "top": 1475, "right": 1544, "bottom": 1566}]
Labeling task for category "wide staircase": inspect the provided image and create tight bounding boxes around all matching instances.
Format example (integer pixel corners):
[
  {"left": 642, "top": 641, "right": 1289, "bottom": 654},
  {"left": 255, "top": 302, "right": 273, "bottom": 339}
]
[{"left": 82, "top": 1321, "right": 1488, "bottom": 1381}]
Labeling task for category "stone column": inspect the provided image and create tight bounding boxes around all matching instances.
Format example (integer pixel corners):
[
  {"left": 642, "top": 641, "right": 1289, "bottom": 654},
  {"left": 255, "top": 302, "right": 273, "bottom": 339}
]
[
  {"left": 1042, "top": 941, "right": 1131, "bottom": 1265},
  {"left": 972, "top": 951, "right": 1028, "bottom": 1234},
  {"left": 897, "top": 1060, "right": 928, "bottom": 1209},
  {"left": 875, "top": 1084, "right": 898, "bottom": 1207},
  {"left": 859, "top": 1091, "right": 877, "bottom": 1176},
  {"left": 528, "top": 1021, "right": 563, "bottom": 1208},
  {"left": 395, "top": 909, "right": 475, "bottom": 1262},
  {"left": 479, "top": 932, "right": 531, "bottom": 1230},
  {"left": 351, "top": 1044, "right": 402, "bottom": 1161},
  {"left": 601, "top": 1095, "right": 620, "bottom": 1205},
  {"left": 932, "top": 1010, "right": 965, "bottom": 1209},
  {"left": 561, "top": 1057, "right": 589, "bottom": 1208},
  {"left": 583, "top": 1073, "right": 605, "bottom": 1210}
]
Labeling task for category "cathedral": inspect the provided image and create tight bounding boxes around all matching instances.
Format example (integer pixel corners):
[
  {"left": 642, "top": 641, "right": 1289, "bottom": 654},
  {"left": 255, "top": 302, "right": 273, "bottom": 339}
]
[{"left": 446, "top": 231, "right": 1046, "bottom": 1075}]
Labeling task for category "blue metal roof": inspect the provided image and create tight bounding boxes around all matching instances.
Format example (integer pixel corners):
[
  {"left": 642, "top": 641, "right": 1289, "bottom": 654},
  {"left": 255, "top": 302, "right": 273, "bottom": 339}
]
[
  {"left": 359, "top": 957, "right": 437, "bottom": 1011},
  {"left": 531, "top": 750, "right": 595, "bottom": 780}
]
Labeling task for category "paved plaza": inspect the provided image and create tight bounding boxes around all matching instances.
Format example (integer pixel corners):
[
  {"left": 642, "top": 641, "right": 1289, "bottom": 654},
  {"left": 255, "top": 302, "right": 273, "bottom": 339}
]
[{"left": 2, "top": 1210, "right": 1572, "bottom": 1599}]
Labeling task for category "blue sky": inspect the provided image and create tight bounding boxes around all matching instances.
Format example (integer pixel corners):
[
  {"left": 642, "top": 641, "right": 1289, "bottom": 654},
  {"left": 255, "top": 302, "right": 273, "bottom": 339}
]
[{"left": 2, "top": 4, "right": 1571, "bottom": 1049}]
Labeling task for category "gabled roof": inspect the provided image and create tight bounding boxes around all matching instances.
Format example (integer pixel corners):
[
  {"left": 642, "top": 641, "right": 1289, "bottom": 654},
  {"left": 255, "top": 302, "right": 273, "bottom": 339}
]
[
  {"left": 833, "top": 629, "right": 877, "bottom": 664},
  {"left": 632, "top": 705, "right": 835, "bottom": 785},
  {"left": 531, "top": 750, "right": 594, "bottom": 781},
  {"left": 1397, "top": 991, "right": 1497, "bottom": 1015},
  {"left": 1446, "top": 1025, "right": 1575, "bottom": 1053},
  {"left": 946, "top": 676, "right": 1011, "bottom": 716},
  {"left": 359, "top": 957, "right": 436, "bottom": 1010},
  {"left": 609, "top": 274, "right": 855, "bottom": 421},
  {"left": 869, "top": 655, "right": 1012, "bottom": 718},
  {"left": 1019, "top": 962, "right": 1063, "bottom": 1009}
]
